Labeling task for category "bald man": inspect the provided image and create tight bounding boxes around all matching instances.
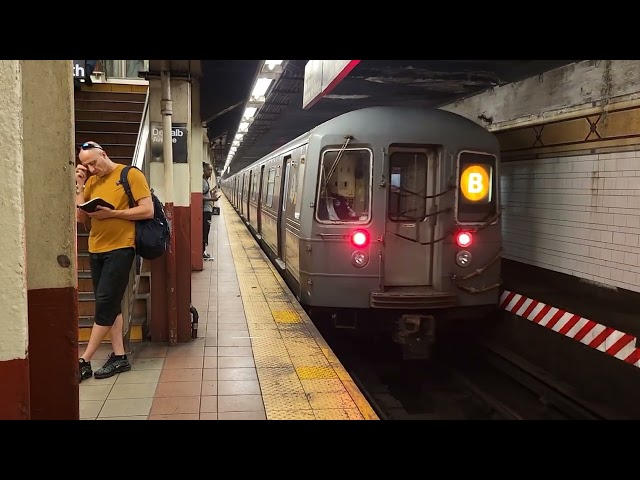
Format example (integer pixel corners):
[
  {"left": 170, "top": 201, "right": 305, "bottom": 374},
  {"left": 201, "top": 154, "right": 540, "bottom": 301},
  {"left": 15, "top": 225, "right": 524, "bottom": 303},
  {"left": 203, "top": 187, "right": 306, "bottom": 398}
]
[{"left": 75, "top": 141, "right": 154, "bottom": 382}]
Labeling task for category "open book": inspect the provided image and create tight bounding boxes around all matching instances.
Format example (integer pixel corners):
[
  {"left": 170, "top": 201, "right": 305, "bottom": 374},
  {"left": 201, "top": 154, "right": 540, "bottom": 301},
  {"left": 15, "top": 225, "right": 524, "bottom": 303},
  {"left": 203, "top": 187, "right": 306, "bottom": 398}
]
[{"left": 77, "top": 197, "right": 115, "bottom": 213}]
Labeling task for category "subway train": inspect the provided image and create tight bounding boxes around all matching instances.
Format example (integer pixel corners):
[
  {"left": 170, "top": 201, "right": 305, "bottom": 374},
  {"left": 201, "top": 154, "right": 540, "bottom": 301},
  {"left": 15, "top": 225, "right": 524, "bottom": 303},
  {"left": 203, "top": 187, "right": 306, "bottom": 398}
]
[{"left": 220, "top": 106, "right": 502, "bottom": 359}]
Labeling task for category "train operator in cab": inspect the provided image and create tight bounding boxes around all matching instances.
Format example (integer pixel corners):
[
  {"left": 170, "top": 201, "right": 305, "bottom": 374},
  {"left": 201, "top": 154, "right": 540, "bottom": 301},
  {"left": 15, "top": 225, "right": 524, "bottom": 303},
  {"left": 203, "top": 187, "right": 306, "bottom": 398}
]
[{"left": 320, "top": 182, "right": 358, "bottom": 221}]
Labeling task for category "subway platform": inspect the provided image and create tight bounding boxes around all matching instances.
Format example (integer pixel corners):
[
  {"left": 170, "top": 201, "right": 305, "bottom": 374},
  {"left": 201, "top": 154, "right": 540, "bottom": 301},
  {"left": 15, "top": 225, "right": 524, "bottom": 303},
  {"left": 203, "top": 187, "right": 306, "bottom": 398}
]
[{"left": 79, "top": 197, "right": 378, "bottom": 420}]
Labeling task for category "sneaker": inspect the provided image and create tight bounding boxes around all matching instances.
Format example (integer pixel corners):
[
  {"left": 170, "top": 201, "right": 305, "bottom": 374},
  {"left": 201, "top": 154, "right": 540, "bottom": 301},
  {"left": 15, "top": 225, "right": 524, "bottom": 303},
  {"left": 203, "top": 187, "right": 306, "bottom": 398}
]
[
  {"left": 79, "top": 358, "right": 93, "bottom": 383},
  {"left": 203, "top": 252, "right": 213, "bottom": 260},
  {"left": 94, "top": 354, "right": 131, "bottom": 379}
]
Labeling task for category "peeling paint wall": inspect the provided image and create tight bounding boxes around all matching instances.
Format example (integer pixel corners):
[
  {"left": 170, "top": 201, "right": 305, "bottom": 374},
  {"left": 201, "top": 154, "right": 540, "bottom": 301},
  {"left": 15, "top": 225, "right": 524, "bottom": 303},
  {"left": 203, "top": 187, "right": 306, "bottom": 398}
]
[
  {"left": 0, "top": 60, "right": 28, "bottom": 361},
  {"left": 442, "top": 61, "right": 640, "bottom": 131},
  {"left": 21, "top": 60, "right": 76, "bottom": 290}
]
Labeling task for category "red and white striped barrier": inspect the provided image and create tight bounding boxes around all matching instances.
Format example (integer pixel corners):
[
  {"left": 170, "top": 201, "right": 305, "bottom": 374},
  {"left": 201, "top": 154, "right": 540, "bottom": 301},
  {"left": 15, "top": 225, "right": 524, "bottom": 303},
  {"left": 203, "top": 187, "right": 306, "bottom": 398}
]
[{"left": 500, "top": 290, "right": 640, "bottom": 369}]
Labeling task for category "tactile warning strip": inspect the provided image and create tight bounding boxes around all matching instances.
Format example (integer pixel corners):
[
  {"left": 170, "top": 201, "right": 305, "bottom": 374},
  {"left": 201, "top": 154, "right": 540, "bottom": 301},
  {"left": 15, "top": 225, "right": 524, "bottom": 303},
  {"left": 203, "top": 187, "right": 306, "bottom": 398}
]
[{"left": 221, "top": 198, "right": 378, "bottom": 420}]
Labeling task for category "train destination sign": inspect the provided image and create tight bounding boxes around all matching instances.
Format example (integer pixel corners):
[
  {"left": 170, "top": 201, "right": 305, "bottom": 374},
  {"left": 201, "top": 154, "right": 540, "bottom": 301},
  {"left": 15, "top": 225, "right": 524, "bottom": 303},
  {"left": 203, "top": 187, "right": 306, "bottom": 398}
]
[{"left": 460, "top": 164, "right": 491, "bottom": 202}]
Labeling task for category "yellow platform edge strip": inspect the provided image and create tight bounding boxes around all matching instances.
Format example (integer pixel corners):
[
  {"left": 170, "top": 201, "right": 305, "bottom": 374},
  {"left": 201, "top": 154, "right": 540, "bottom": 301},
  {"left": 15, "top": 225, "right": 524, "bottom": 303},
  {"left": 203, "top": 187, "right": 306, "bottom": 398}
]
[{"left": 220, "top": 197, "right": 379, "bottom": 420}]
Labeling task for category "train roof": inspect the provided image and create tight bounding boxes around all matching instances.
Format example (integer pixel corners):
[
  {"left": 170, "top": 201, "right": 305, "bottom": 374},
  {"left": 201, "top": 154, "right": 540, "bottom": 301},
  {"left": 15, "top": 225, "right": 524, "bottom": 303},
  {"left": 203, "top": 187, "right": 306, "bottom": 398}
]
[{"left": 225, "top": 106, "right": 496, "bottom": 178}]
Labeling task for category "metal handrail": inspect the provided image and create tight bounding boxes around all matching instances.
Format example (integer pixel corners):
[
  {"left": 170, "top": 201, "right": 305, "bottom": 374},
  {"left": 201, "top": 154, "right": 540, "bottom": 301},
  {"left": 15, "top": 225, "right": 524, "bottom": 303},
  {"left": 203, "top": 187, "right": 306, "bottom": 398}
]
[
  {"left": 132, "top": 89, "right": 149, "bottom": 171},
  {"left": 123, "top": 87, "right": 150, "bottom": 353}
]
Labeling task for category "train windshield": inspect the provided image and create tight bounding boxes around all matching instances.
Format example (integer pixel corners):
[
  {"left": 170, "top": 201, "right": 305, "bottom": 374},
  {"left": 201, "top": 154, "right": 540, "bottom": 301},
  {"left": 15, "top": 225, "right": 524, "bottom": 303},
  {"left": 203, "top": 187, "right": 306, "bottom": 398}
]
[{"left": 316, "top": 148, "right": 372, "bottom": 223}]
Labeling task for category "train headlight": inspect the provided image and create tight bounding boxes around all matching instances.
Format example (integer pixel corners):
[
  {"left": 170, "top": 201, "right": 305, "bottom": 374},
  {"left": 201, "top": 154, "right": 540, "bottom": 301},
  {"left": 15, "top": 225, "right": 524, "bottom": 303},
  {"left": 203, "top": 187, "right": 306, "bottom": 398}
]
[
  {"left": 351, "top": 230, "right": 370, "bottom": 248},
  {"left": 456, "top": 250, "right": 472, "bottom": 268},
  {"left": 456, "top": 231, "right": 473, "bottom": 248},
  {"left": 351, "top": 250, "right": 369, "bottom": 268}
]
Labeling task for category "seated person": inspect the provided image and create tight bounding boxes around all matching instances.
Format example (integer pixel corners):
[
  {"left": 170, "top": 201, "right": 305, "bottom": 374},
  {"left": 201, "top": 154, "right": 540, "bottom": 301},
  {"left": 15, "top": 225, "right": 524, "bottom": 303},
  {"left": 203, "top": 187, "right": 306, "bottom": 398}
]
[{"left": 319, "top": 184, "right": 358, "bottom": 221}]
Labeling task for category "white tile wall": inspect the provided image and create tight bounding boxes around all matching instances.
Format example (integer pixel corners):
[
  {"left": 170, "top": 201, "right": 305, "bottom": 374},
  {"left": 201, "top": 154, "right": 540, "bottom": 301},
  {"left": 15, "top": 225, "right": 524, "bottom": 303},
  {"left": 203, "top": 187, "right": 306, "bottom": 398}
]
[{"left": 500, "top": 151, "right": 640, "bottom": 292}]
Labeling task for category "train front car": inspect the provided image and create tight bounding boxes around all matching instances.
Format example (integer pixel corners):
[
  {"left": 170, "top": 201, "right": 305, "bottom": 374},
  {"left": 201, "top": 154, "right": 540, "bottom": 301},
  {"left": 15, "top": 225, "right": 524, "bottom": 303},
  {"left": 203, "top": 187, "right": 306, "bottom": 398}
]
[{"left": 301, "top": 106, "right": 502, "bottom": 359}]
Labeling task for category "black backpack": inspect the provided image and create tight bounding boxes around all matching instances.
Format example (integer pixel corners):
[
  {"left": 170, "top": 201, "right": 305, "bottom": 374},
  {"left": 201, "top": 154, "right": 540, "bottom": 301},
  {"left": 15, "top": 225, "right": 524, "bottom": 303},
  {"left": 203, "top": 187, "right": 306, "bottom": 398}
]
[{"left": 119, "top": 166, "right": 170, "bottom": 260}]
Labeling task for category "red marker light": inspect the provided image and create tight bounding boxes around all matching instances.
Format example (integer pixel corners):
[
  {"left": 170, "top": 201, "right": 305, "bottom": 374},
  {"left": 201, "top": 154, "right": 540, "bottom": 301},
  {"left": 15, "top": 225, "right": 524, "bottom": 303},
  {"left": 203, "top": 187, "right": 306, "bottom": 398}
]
[
  {"left": 351, "top": 230, "right": 369, "bottom": 248},
  {"left": 456, "top": 232, "right": 472, "bottom": 248}
]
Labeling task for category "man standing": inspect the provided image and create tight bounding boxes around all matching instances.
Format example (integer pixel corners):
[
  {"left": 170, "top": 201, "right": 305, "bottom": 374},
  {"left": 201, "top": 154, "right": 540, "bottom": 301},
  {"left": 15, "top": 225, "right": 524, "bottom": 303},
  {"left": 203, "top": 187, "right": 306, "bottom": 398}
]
[
  {"left": 203, "top": 162, "right": 215, "bottom": 260},
  {"left": 75, "top": 141, "right": 154, "bottom": 382}
]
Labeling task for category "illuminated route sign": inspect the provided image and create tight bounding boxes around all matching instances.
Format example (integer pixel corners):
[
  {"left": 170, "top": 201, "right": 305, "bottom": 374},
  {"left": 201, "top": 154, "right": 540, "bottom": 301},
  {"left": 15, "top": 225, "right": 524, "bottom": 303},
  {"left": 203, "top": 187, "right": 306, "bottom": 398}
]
[{"left": 460, "top": 164, "right": 491, "bottom": 203}]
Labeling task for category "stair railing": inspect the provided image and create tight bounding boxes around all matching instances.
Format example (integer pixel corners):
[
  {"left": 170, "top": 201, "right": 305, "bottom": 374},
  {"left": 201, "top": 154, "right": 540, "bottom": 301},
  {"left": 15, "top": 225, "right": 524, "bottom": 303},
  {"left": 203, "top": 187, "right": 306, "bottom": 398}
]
[{"left": 122, "top": 88, "right": 150, "bottom": 354}]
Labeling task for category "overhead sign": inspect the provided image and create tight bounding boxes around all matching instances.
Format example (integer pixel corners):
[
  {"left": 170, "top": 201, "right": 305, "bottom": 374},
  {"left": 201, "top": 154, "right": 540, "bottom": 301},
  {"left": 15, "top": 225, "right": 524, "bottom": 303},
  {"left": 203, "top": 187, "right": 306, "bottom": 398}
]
[
  {"left": 302, "top": 60, "right": 361, "bottom": 109},
  {"left": 460, "top": 164, "right": 491, "bottom": 202},
  {"left": 72, "top": 60, "right": 86, "bottom": 79},
  {"left": 150, "top": 122, "right": 188, "bottom": 163}
]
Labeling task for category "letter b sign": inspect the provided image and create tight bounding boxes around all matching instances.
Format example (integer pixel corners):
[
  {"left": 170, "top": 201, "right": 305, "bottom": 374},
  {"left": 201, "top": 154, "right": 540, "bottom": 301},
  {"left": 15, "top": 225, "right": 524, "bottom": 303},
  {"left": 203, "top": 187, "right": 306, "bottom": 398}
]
[{"left": 460, "top": 165, "right": 490, "bottom": 202}]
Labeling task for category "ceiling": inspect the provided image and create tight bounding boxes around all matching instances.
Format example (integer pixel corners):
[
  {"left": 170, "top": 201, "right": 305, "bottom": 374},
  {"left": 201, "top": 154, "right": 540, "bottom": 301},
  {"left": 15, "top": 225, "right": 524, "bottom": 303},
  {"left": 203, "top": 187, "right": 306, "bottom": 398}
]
[{"left": 199, "top": 60, "right": 579, "bottom": 176}]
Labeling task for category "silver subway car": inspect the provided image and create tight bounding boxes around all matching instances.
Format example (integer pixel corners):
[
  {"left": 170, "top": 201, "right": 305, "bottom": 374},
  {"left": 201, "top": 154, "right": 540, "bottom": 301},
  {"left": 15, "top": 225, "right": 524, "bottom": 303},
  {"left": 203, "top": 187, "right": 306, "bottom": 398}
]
[{"left": 221, "top": 106, "right": 502, "bottom": 358}]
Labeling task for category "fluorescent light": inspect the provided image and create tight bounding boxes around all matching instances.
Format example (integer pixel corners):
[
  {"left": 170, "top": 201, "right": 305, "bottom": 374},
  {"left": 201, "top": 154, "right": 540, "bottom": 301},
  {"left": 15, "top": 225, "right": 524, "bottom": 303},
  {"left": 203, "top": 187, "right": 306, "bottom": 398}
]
[
  {"left": 243, "top": 107, "right": 257, "bottom": 119},
  {"left": 264, "top": 60, "right": 283, "bottom": 70},
  {"left": 251, "top": 78, "right": 272, "bottom": 98}
]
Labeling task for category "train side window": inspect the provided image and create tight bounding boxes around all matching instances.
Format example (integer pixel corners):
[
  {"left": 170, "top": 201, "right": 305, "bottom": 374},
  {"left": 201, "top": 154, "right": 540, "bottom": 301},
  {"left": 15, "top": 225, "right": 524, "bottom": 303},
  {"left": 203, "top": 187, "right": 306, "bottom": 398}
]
[
  {"left": 265, "top": 167, "right": 276, "bottom": 207},
  {"left": 288, "top": 162, "right": 298, "bottom": 213},
  {"left": 295, "top": 156, "right": 306, "bottom": 220},
  {"left": 315, "top": 148, "right": 372, "bottom": 224},
  {"left": 456, "top": 151, "right": 498, "bottom": 224},
  {"left": 253, "top": 170, "right": 259, "bottom": 201}
]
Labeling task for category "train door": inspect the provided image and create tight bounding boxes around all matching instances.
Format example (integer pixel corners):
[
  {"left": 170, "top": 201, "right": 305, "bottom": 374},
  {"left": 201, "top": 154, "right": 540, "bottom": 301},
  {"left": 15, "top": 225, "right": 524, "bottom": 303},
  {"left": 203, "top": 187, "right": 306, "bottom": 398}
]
[
  {"left": 384, "top": 146, "right": 438, "bottom": 286},
  {"left": 247, "top": 170, "right": 252, "bottom": 223},
  {"left": 277, "top": 155, "right": 292, "bottom": 264},
  {"left": 257, "top": 165, "right": 265, "bottom": 234}
]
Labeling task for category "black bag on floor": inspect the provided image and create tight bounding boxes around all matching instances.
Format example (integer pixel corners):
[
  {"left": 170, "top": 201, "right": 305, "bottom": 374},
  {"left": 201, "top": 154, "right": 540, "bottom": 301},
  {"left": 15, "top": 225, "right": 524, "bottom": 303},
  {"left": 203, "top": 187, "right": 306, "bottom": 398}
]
[{"left": 212, "top": 206, "right": 220, "bottom": 215}]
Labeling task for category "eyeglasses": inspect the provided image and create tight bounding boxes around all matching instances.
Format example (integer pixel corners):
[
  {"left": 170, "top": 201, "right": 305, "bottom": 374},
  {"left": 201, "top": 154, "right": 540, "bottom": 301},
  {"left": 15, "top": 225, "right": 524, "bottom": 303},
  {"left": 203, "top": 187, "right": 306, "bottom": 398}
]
[{"left": 81, "top": 142, "right": 104, "bottom": 151}]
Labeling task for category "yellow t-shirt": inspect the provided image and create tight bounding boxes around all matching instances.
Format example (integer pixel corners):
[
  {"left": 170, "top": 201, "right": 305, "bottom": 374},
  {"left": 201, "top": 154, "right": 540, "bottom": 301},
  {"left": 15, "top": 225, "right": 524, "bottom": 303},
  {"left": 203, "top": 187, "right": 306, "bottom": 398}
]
[{"left": 84, "top": 164, "right": 151, "bottom": 254}]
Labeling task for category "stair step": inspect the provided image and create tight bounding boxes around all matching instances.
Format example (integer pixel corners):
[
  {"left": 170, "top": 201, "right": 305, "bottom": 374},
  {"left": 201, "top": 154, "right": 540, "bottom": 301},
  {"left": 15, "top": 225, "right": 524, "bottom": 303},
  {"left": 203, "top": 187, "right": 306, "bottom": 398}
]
[
  {"left": 75, "top": 131, "right": 137, "bottom": 145},
  {"left": 79, "top": 293, "right": 148, "bottom": 317},
  {"left": 78, "top": 252, "right": 91, "bottom": 272},
  {"left": 75, "top": 109, "right": 144, "bottom": 122},
  {"left": 78, "top": 83, "right": 148, "bottom": 94},
  {"left": 74, "top": 99, "right": 144, "bottom": 112},
  {"left": 76, "top": 119, "right": 141, "bottom": 134},
  {"left": 78, "top": 321, "right": 146, "bottom": 343},
  {"left": 74, "top": 91, "right": 146, "bottom": 103},
  {"left": 74, "top": 143, "right": 135, "bottom": 158},
  {"left": 78, "top": 234, "right": 89, "bottom": 251},
  {"left": 79, "top": 315, "right": 147, "bottom": 328}
]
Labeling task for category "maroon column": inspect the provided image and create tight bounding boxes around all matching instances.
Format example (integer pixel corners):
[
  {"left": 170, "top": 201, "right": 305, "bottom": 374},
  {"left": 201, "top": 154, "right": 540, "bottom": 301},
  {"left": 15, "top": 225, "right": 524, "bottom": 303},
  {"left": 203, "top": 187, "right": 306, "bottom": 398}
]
[
  {"left": 27, "top": 287, "right": 79, "bottom": 419},
  {"left": 0, "top": 359, "right": 29, "bottom": 420}
]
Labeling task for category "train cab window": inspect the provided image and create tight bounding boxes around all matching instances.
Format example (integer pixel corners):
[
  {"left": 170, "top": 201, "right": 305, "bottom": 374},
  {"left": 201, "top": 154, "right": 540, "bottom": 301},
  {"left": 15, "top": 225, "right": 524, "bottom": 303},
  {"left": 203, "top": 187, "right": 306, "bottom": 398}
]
[
  {"left": 456, "top": 151, "right": 498, "bottom": 223},
  {"left": 316, "top": 148, "right": 371, "bottom": 223},
  {"left": 388, "top": 152, "right": 428, "bottom": 222}
]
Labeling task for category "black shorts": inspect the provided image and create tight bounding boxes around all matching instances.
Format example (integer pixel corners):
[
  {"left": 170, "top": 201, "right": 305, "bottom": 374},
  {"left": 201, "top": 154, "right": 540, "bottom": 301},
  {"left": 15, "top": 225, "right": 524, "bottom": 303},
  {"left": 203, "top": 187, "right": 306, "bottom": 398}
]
[{"left": 90, "top": 247, "right": 135, "bottom": 327}]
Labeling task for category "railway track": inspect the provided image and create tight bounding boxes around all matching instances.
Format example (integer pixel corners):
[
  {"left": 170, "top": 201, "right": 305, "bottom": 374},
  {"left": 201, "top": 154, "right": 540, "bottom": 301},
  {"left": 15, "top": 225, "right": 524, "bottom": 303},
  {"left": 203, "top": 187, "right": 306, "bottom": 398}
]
[
  {"left": 457, "top": 342, "right": 625, "bottom": 420},
  {"left": 319, "top": 326, "right": 625, "bottom": 420}
]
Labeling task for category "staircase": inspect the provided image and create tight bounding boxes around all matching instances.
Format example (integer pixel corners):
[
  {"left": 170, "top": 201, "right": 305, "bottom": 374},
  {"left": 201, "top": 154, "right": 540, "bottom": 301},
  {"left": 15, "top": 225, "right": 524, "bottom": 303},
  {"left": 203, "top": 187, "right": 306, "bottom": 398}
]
[{"left": 74, "top": 83, "right": 151, "bottom": 344}]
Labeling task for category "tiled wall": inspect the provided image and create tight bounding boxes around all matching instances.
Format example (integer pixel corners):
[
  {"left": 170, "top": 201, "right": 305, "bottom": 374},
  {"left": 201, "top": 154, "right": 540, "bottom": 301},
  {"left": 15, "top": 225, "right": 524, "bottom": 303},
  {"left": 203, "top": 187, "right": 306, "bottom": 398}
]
[{"left": 501, "top": 151, "right": 640, "bottom": 292}]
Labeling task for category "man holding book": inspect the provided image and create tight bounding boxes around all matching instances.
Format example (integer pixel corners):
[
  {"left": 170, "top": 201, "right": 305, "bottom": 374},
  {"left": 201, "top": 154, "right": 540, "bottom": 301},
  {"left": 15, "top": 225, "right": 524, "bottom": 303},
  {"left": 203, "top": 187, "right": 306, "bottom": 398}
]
[{"left": 74, "top": 141, "right": 154, "bottom": 382}]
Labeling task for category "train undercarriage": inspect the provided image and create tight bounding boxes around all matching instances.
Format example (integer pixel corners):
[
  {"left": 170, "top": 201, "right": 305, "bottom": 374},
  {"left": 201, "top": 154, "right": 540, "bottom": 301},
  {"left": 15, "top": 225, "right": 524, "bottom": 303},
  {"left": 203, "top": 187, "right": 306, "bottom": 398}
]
[{"left": 306, "top": 305, "right": 498, "bottom": 361}]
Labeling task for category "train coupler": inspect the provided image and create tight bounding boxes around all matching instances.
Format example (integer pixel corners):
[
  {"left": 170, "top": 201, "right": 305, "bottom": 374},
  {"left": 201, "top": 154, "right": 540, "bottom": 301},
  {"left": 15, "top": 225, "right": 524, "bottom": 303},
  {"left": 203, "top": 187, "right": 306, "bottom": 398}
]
[{"left": 392, "top": 314, "right": 436, "bottom": 360}]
